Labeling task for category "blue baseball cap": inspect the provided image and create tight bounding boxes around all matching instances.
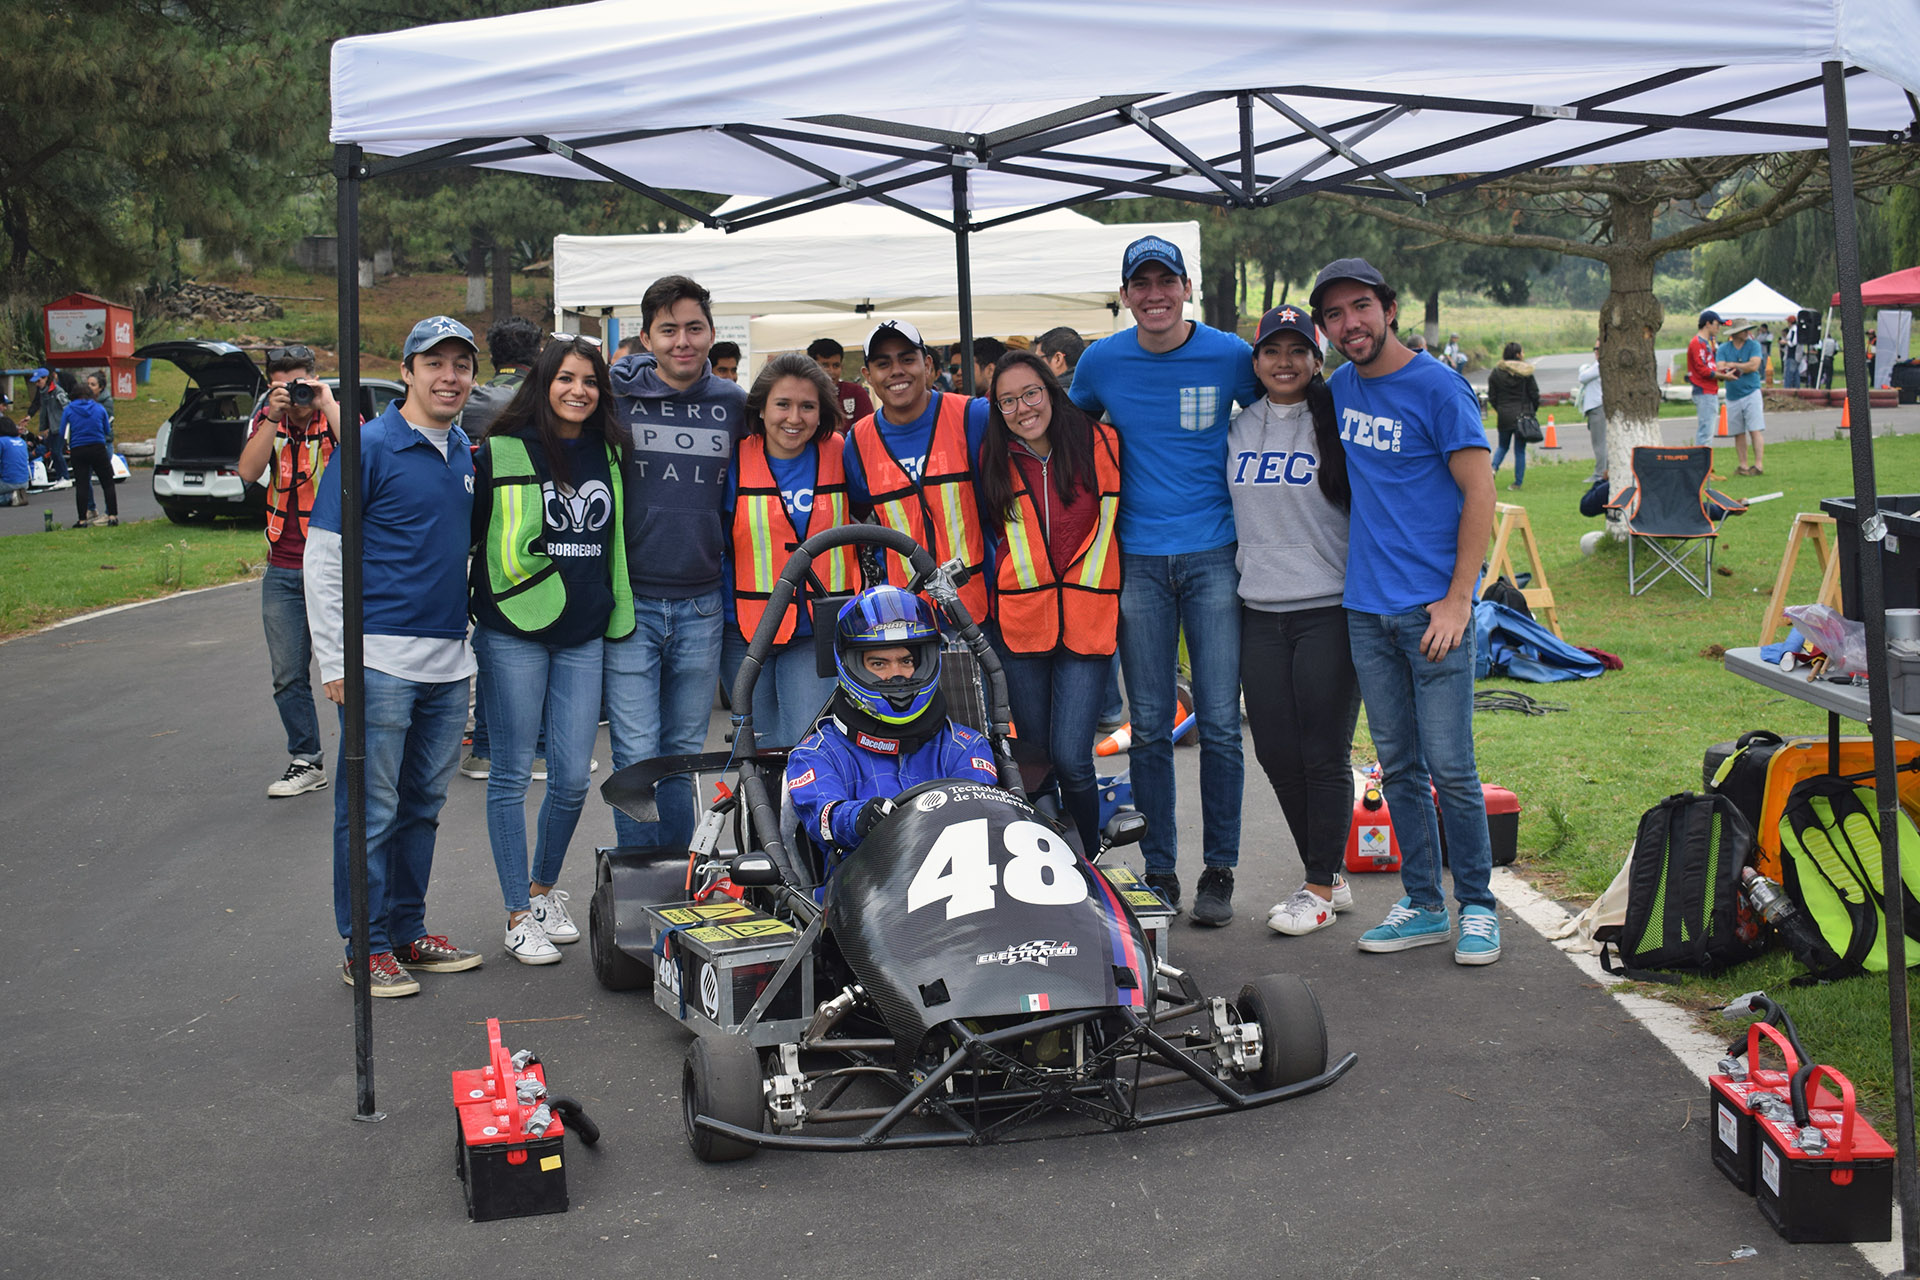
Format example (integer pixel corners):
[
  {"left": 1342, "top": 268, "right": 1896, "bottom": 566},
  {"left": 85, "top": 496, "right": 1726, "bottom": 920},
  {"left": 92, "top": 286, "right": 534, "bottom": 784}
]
[
  {"left": 1698, "top": 310, "right": 1724, "bottom": 328},
  {"left": 402, "top": 315, "right": 478, "bottom": 361},
  {"left": 1121, "top": 235, "right": 1187, "bottom": 282},
  {"left": 1309, "top": 258, "right": 1388, "bottom": 312},
  {"left": 31, "top": 367, "right": 50, "bottom": 383},
  {"left": 1253, "top": 304, "right": 1322, "bottom": 356}
]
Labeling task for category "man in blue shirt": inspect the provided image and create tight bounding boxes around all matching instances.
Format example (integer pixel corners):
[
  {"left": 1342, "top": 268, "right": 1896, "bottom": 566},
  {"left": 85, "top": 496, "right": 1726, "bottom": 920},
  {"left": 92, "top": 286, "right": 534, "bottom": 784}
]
[
  {"left": 1069, "top": 236, "right": 1260, "bottom": 925},
  {"left": 306, "top": 315, "right": 485, "bottom": 997},
  {"left": 1716, "top": 319, "right": 1767, "bottom": 476},
  {"left": 1311, "top": 258, "right": 1502, "bottom": 967}
]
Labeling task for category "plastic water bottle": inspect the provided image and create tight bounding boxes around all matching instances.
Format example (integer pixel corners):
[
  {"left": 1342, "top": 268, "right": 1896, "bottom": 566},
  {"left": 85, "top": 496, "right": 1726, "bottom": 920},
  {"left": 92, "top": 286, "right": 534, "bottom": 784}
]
[
  {"left": 43, "top": 509, "right": 53, "bottom": 532},
  {"left": 1741, "top": 868, "right": 1800, "bottom": 929}
]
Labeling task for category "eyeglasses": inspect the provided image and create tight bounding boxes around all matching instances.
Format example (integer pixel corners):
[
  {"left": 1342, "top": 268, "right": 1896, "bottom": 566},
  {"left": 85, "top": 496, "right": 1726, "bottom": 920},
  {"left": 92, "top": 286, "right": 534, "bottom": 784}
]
[
  {"left": 267, "top": 345, "right": 314, "bottom": 363},
  {"left": 994, "top": 385, "right": 1048, "bottom": 414},
  {"left": 550, "top": 332, "right": 603, "bottom": 346}
]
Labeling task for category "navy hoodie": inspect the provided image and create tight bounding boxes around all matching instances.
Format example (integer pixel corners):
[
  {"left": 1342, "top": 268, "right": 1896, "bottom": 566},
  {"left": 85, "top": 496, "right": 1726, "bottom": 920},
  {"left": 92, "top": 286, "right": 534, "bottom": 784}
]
[{"left": 609, "top": 352, "right": 748, "bottom": 599}]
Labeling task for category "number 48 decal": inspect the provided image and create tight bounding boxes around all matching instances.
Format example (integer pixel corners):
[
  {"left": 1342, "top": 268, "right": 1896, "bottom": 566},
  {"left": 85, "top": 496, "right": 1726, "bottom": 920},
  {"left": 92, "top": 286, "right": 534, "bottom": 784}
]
[{"left": 907, "top": 818, "right": 1088, "bottom": 920}]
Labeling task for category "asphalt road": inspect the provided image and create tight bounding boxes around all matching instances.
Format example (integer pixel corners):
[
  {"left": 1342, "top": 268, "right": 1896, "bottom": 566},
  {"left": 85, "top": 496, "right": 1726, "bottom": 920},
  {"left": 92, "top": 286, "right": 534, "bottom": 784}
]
[
  {"left": 1, "top": 584, "right": 1878, "bottom": 1279},
  {"left": 1, "top": 470, "right": 165, "bottom": 535}
]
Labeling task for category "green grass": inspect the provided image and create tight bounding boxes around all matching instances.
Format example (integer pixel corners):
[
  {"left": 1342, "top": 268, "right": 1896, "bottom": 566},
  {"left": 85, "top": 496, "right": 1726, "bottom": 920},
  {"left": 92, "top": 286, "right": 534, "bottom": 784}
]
[
  {"left": 0, "top": 516, "right": 265, "bottom": 636},
  {"left": 1348, "top": 430, "right": 1920, "bottom": 1126}
]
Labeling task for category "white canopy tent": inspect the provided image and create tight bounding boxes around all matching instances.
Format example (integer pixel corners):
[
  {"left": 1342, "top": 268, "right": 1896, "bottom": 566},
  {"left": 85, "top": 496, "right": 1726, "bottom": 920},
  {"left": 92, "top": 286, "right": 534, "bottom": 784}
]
[
  {"left": 552, "top": 199, "right": 1203, "bottom": 364},
  {"left": 1703, "top": 277, "right": 1808, "bottom": 324},
  {"left": 328, "top": 8, "right": 1920, "bottom": 1240}
]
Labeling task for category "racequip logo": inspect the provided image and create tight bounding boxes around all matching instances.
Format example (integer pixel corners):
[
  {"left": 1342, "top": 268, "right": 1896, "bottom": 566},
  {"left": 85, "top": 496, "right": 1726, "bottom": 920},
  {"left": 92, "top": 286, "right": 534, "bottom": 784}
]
[
  {"left": 976, "top": 939, "right": 1079, "bottom": 967},
  {"left": 855, "top": 731, "right": 899, "bottom": 754}
]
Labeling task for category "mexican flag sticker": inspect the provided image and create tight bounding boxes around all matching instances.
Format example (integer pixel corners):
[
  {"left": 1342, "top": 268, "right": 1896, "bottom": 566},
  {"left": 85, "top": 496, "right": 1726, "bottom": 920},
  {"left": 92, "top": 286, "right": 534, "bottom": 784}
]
[{"left": 1022, "top": 993, "right": 1051, "bottom": 1012}]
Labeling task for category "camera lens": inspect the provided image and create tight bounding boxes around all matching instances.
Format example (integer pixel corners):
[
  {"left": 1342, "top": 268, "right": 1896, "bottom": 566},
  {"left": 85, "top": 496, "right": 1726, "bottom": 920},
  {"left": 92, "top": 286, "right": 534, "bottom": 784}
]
[{"left": 288, "top": 381, "right": 315, "bottom": 406}]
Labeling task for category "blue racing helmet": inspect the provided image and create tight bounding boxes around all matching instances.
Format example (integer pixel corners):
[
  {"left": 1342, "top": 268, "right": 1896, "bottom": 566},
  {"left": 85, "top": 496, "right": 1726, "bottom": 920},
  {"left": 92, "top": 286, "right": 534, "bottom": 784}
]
[{"left": 834, "top": 585, "right": 942, "bottom": 725}]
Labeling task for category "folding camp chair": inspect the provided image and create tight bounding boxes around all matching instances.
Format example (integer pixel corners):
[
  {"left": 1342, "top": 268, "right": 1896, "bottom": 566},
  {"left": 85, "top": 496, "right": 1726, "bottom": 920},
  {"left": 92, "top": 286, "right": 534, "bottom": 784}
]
[{"left": 1605, "top": 446, "right": 1746, "bottom": 597}]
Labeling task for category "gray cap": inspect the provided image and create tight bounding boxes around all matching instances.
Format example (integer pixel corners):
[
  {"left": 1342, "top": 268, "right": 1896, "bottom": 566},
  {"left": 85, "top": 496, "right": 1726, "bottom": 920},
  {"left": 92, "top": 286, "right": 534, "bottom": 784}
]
[
  {"left": 402, "top": 315, "right": 478, "bottom": 361},
  {"left": 1309, "top": 258, "right": 1388, "bottom": 311}
]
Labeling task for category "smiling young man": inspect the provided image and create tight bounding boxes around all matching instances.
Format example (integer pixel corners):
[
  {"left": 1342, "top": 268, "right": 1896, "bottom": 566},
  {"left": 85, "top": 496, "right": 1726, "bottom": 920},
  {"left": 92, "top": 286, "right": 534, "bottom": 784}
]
[
  {"left": 1310, "top": 258, "right": 1501, "bottom": 967},
  {"left": 305, "top": 316, "right": 484, "bottom": 996},
  {"left": 842, "top": 319, "right": 993, "bottom": 623},
  {"left": 604, "top": 275, "right": 748, "bottom": 851},
  {"left": 1068, "top": 236, "right": 1260, "bottom": 925}
]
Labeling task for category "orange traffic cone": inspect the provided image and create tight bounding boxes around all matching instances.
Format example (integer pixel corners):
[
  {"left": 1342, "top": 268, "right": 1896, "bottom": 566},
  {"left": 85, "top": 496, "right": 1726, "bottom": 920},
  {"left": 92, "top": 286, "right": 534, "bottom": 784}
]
[
  {"left": 1542, "top": 413, "right": 1560, "bottom": 448},
  {"left": 1717, "top": 403, "right": 1729, "bottom": 436},
  {"left": 1841, "top": 397, "right": 1851, "bottom": 431},
  {"left": 1665, "top": 364, "right": 1673, "bottom": 384}
]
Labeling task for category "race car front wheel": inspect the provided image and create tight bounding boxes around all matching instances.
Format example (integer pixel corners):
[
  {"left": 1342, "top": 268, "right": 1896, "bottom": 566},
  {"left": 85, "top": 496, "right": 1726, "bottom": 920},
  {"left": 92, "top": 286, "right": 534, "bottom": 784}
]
[
  {"left": 683, "top": 1034, "right": 765, "bottom": 1162},
  {"left": 1236, "top": 974, "right": 1328, "bottom": 1091},
  {"left": 589, "top": 878, "right": 649, "bottom": 992}
]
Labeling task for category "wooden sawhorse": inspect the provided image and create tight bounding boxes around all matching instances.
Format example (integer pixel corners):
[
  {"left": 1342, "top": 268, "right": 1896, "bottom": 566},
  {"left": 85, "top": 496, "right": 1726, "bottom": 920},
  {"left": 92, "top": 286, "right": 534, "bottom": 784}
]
[
  {"left": 1487, "top": 502, "right": 1562, "bottom": 639},
  {"left": 1759, "top": 512, "right": 1844, "bottom": 646}
]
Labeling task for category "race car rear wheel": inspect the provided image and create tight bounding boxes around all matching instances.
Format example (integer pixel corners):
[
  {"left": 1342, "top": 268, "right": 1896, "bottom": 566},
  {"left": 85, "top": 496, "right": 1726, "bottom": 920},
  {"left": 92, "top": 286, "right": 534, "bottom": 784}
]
[
  {"left": 1236, "top": 974, "right": 1328, "bottom": 1090},
  {"left": 589, "top": 878, "right": 650, "bottom": 992},
  {"left": 683, "top": 1034, "right": 765, "bottom": 1162}
]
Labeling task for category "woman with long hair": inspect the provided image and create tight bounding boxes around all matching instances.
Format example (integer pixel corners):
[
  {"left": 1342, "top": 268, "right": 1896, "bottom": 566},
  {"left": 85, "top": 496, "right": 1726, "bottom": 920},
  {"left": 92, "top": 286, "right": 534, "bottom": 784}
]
[
  {"left": 722, "top": 352, "right": 859, "bottom": 748},
  {"left": 469, "top": 335, "right": 629, "bottom": 964},
  {"left": 1487, "top": 340, "right": 1540, "bottom": 491},
  {"left": 1229, "top": 306, "right": 1360, "bottom": 937},
  {"left": 979, "top": 349, "right": 1122, "bottom": 856}
]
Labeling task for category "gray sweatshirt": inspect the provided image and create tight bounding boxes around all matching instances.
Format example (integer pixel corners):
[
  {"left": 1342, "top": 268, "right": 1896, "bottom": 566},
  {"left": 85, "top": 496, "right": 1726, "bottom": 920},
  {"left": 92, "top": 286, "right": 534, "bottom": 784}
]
[{"left": 1227, "top": 397, "right": 1349, "bottom": 612}]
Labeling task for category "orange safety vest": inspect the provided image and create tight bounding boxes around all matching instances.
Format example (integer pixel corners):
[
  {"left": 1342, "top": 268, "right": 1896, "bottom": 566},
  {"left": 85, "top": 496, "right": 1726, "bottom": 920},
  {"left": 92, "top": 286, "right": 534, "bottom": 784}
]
[
  {"left": 731, "top": 433, "right": 860, "bottom": 646},
  {"left": 851, "top": 392, "right": 990, "bottom": 623},
  {"left": 993, "top": 422, "right": 1122, "bottom": 657},
  {"left": 261, "top": 410, "right": 335, "bottom": 547}
]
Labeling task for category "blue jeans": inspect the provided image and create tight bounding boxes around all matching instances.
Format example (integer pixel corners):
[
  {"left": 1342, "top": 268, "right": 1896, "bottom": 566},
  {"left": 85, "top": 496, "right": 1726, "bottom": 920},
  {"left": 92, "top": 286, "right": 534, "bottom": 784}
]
[
  {"left": 0, "top": 482, "right": 24, "bottom": 506},
  {"left": 473, "top": 625, "right": 603, "bottom": 914},
  {"left": 1693, "top": 392, "right": 1719, "bottom": 447},
  {"left": 1783, "top": 356, "right": 1801, "bottom": 389},
  {"left": 721, "top": 628, "right": 837, "bottom": 751},
  {"left": 604, "top": 586, "right": 725, "bottom": 849},
  {"left": 1346, "top": 606, "right": 1494, "bottom": 912},
  {"left": 262, "top": 565, "right": 322, "bottom": 762},
  {"left": 331, "top": 670, "right": 467, "bottom": 955},
  {"left": 1099, "top": 652, "right": 1126, "bottom": 727},
  {"left": 1490, "top": 427, "right": 1526, "bottom": 486},
  {"left": 1118, "top": 545, "right": 1243, "bottom": 875},
  {"left": 469, "top": 639, "right": 544, "bottom": 761},
  {"left": 998, "top": 646, "right": 1107, "bottom": 854}
]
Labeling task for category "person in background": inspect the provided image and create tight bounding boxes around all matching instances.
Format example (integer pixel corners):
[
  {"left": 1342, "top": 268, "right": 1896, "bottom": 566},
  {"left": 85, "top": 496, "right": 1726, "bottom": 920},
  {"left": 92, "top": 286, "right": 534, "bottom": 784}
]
[
  {"left": 970, "top": 336, "right": 1007, "bottom": 394},
  {"left": 605, "top": 274, "right": 748, "bottom": 852},
  {"left": 1576, "top": 341, "right": 1607, "bottom": 483},
  {"left": 1717, "top": 319, "right": 1767, "bottom": 476},
  {"left": 1486, "top": 341, "right": 1539, "bottom": 491},
  {"left": 236, "top": 344, "right": 342, "bottom": 797},
  {"left": 710, "top": 341, "right": 742, "bottom": 383},
  {"left": 724, "top": 353, "right": 857, "bottom": 748},
  {"left": 1035, "top": 326, "right": 1085, "bottom": 395},
  {"left": 306, "top": 315, "right": 486, "bottom": 996},
  {"left": 614, "top": 334, "right": 646, "bottom": 360},
  {"left": 0, "top": 415, "right": 30, "bottom": 507},
  {"left": 28, "top": 368, "right": 68, "bottom": 483},
  {"left": 469, "top": 336, "right": 629, "bottom": 965},
  {"left": 1688, "top": 310, "right": 1726, "bottom": 448},
  {"left": 1443, "top": 332, "right": 1466, "bottom": 373},
  {"left": 807, "top": 337, "right": 873, "bottom": 429},
  {"left": 1757, "top": 323, "right": 1775, "bottom": 386},
  {"left": 1405, "top": 334, "right": 1428, "bottom": 355},
  {"left": 62, "top": 380, "right": 117, "bottom": 527},
  {"left": 1229, "top": 305, "right": 1359, "bottom": 938},
  {"left": 1781, "top": 316, "right": 1802, "bottom": 390},
  {"left": 943, "top": 346, "right": 964, "bottom": 393},
  {"left": 86, "top": 372, "right": 114, "bottom": 434},
  {"left": 978, "top": 349, "right": 1122, "bottom": 856},
  {"left": 1068, "top": 235, "right": 1261, "bottom": 925},
  {"left": 1311, "top": 257, "right": 1500, "bottom": 967}
]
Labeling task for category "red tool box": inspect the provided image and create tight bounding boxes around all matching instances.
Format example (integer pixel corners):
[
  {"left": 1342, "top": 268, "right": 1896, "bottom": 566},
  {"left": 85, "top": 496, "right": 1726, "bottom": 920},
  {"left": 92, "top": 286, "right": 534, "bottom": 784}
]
[
  {"left": 1753, "top": 1065, "right": 1894, "bottom": 1243},
  {"left": 452, "top": 1018, "right": 593, "bottom": 1222},
  {"left": 1344, "top": 767, "right": 1520, "bottom": 873}
]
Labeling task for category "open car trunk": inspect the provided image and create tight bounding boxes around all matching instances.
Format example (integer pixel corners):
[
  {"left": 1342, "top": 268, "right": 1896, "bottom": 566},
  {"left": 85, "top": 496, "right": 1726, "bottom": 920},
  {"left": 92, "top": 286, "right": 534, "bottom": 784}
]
[{"left": 134, "top": 341, "right": 265, "bottom": 470}]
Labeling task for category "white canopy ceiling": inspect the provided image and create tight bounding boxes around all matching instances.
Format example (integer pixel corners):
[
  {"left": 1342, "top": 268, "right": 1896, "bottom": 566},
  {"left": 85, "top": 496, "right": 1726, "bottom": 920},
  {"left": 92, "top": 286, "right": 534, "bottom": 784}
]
[
  {"left": 1703, "top": 278, "right": 1808, "bottom": 322},
  {"left": 332, "top": 0, "right": 1920, "bottom": 221}
]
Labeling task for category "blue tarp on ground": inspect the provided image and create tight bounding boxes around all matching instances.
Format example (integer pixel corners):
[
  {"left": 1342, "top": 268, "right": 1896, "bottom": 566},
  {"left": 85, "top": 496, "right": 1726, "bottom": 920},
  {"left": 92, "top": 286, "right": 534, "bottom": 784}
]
[{"left": 1474, "top": 600, "right": 1605, "bottom": 683}]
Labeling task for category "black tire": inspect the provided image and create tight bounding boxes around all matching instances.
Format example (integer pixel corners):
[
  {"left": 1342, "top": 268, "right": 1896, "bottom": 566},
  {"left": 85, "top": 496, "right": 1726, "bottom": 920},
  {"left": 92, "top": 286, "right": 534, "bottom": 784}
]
[
  {"left": 683, "top": 1034, "right": 764, "bottom": 1163},
  {"left": 1236, "top": 973, "right": 1328, "bottom": 1089},
  {"left": 589, "top": 877, "right": 650, "bottom": 992},
  {"left": 162, "top": 506, "right": 196, "bottom": 526}
]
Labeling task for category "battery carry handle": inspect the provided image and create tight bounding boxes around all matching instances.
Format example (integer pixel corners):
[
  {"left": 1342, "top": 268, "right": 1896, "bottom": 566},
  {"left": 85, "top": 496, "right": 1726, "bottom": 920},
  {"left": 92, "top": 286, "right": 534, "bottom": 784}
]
[
  {"left": 1788, "top": 1063, "right": 1859, "bottom": 1159},
  {"left": 1740, "top": 1019, "right": 1801, "bottom": 1078}
]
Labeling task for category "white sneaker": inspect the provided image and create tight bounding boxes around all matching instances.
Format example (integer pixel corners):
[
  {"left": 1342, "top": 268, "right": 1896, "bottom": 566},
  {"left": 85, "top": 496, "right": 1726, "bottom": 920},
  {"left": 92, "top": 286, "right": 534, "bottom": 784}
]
[
  {"left": 589, "top": 757, "right": 599, "bottom": 774},
  {"left": 530, "top": 757, "right": 548, "bottom": 782},
  {"left": 1329, "top": 873, "right": 1353, "bottom": 912},
  {"left": 1267, "top": 888, "right": 1339, "bottom": 936},
  {"left": 460, "top": 754, "right": 490, "bottom": 780},
  {"left": 530, "top": 890, "right": 579, "bottom": 943},
  {"left": 267, "top": 759, "right": 328, "bottom": 798},
  {"left": 505, "top": 915, "right": 561, "bottom": 965}
]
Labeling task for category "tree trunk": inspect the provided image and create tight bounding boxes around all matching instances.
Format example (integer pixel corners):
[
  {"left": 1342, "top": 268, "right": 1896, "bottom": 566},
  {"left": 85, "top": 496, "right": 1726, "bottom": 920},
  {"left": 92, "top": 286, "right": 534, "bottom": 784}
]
[
  {"left": 1424, "top": 285, "right": 1441, "bottom": 348},
  {"left": 1203, "top": 256, "right": 1237, "bottom": 333},
  {"left": 491, "top": 239, "right": 513, "bottom": 323},
  {"left": 1598, "top": 193, "right": 1665, "bottom": 538},
  {"left": 465, "top": 234, "right": 486, "bottom": 314},
  {"left": 1262, "top": 264, "right": 1275, "bottom": 312}
]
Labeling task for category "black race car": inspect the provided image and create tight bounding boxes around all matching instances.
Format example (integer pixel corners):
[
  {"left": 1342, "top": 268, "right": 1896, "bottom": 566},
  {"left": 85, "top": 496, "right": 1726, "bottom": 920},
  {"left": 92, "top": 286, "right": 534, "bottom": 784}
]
[{"left": 591, "top": 524, "right": 1355, "bottom": 1160}]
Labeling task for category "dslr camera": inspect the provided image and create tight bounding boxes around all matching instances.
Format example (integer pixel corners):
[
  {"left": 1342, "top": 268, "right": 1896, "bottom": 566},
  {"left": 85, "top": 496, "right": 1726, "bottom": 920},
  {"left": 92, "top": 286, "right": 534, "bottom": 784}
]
[{"left": 286, "top": 380, "right": 316, "bottom": 407}]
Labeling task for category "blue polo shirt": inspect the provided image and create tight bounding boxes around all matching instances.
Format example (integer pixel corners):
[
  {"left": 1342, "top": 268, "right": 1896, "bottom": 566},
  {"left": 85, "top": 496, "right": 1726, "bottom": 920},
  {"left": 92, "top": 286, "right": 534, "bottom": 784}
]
[
  {"left": 310, "top": 403, "right": 474, "bottom": 641},
  {"left": 1068, "top": 321, "right": 1259, "bottom": 555},
  {"left": 1332, "top": 354, "right": 1487, "bottom": 615}
]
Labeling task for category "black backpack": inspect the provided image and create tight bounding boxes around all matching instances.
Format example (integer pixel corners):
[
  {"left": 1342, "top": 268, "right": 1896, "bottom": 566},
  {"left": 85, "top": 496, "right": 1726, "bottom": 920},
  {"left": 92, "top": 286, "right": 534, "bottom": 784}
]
[{"left": 1599, "top": 792, "right": 1765, "bottom": 982}]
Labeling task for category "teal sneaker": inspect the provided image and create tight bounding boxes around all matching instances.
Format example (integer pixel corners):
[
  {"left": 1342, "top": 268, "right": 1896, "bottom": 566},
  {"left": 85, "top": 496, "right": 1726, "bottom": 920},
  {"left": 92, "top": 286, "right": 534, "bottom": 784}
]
[
  {"left": 1454, "top": 904, "right": 1502, "bottom": 965},
  {"left": 1357, "top": 897, "right": 1451, "bottom": 953}
]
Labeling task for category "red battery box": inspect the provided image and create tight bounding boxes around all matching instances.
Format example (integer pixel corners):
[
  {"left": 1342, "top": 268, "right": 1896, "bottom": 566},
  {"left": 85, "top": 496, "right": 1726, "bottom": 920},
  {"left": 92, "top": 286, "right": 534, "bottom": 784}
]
[
  {"left": 1709, "top": 1021, "right": 1811, "bottom": 1194},
  {"left": 1345, "top": 768, "right": 1521, "bottom": 873},
  {"left": 452, "top": 1018, "right": 569, "bottom": 1222},
  {"left": 1753, "top": 1065, "right": 1894, "bottom": 1243}
]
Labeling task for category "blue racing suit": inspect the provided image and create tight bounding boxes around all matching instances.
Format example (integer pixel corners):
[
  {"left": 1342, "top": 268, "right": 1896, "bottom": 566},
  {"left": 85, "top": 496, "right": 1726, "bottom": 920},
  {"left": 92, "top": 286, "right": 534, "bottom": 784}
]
[{"left": 787, "top": 716, "right": 999, "bottom": 877}]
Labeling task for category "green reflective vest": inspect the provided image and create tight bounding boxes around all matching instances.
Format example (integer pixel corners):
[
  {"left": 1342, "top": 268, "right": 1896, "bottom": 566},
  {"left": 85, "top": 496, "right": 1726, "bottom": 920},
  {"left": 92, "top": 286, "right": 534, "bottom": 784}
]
[{"left": 480, "top": 434, "right": 633, "bottom": 640}]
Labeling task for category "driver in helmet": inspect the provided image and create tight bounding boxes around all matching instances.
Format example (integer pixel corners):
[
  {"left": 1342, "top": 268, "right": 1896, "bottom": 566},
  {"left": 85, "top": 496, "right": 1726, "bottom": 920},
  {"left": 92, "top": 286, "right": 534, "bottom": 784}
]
[{"left": 786, "top": 585, "right": 1000, "bottom": 876}]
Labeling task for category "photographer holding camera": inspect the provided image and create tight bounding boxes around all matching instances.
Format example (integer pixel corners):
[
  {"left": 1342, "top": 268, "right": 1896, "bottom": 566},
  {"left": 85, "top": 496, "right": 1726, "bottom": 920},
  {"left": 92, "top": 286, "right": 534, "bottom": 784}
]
[{"left": 238, "top": 345, "right": 344, "bottom": 799}]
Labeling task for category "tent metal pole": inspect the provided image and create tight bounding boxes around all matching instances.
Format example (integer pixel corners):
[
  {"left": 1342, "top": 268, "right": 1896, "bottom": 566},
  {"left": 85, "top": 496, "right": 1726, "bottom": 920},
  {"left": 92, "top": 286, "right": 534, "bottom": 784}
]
[
  {"left": 953, "top": 169, "right": 975, "bottom": 396},
  {"left": 332, "top": 142, "right": 380, "bottom": 1124},
  {"left": 1824, "top": 59, "right": 1914, "bottom": 1273}
]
